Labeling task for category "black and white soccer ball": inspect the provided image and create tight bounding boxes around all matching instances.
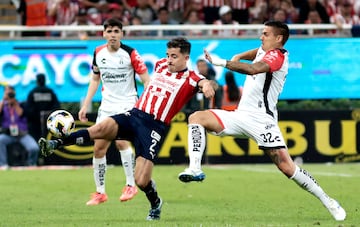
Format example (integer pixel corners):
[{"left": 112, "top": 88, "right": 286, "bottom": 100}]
[{"left": 46, "top": 110, "right": 75, "bottom": 137}]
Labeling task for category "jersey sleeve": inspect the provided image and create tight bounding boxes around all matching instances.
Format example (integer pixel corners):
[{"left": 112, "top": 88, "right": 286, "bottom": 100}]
[
  {"left": 130, "top": 49, "right": 148, "bottom": 74},
  {"left": 92, "top": 49, "right": 100, "bottom": 75},
  {"left": 190, "top": 71, "right": 206, "bottom": 85},
  {"left": 154, "top": 58, "right": 167, "bottom": 73},
  {"left": 92, "top": 45, "right": 107, "bottom": 75},
  {"left": 261, "top": 49, "right": 285, "bottom": 72}
]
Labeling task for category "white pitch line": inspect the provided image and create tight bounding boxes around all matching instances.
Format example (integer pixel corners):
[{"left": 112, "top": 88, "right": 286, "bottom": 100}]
[{"left": 208, "top": 165, "right": 357, "bottom": 177}]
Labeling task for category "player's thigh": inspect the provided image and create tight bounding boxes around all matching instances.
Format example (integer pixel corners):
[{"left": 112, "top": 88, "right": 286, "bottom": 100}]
[
  {"left": 134, "top": 156, "right": 154, "bottom": 188},
  {"left": 206, "top": 109, "right": 248, "bottom": 136},
  {"left": 208, "top": 110, "right": 286, "bottom": 150},
  {"left": 189, "top": 110, "right": 224, "bottom": 133},
  {"left": 88, "top": 117, "right": 118, "bottom": 140},
  {"left": 132, "top": 123, "right": 168, "bottom": 161}
]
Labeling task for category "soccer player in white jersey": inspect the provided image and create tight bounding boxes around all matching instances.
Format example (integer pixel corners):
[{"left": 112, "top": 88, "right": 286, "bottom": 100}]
[
  {"left": 38, "top": 37, "right": 218, "bottom": 220},
  {"left": 78, "top": 18, "right": 150, "bottom": 206},
  {"left": 178, "top": 21, "right": 346, "bottom": 221}
]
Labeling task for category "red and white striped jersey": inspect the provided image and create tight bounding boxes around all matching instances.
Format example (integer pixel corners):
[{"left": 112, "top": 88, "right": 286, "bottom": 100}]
[
  {"left": 92, "top": 43, "right": 148, "bottom": 111},
  {"left": 229, "top": 0, "right": 248, "bottom": 9},
  {"left": 238, "top": 48, "right": 289, "bottom": 120},
  {"left": 52, "top": 1, "right": 79, "bottom": 25},
  {"left": 199, "top": 0, "right": 249, "bottom": 8},
  {"left": 154, "top": 0, "right": 186, "bottom": 11},
  {"left": 331, "top": 13, "right": 360, "bottom": 25},
  {"left": 135, "top": 58, "right": 205, "bottom": 125},
  {"left": 202, "top": 0, "right": 226, "bottom": 7}
]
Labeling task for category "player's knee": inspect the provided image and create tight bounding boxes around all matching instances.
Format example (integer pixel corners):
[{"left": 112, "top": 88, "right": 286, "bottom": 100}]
[
  {"left": 89, "top": 123, "right": 105, "bottom": 137},
  {"left": 134, "top": 170, "right": 153, "bottom": 189},
  {"left": 188, "top": 111, "right": 206, "bottom": 124},
  {"left": 135, "top": 177, "right": 147, "bottom": 189},
  {"left": 93, "top": 148, "right": 107, "bottom": 158},
  {"left": 115, "top": 140, "right": 129, "bottom": 150}
]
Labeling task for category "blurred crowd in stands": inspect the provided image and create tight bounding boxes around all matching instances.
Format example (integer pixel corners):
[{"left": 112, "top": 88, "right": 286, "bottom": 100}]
[
  {"left": 0, "top": 74, "right": 60, "bottom": 169},
  {"left": 9, "top": 0, "right": 360, "bottom": 37}
]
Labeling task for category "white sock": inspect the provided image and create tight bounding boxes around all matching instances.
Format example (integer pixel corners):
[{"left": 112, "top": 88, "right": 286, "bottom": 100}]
[
  {"left": 93, "top": 156, "right": 106, "bottom": 194},
  {"left": 120, "top": 147, "right": 135, "bottom": 186},
  {"left": 188, "top": 124, "right": 206, "bottom": 170},
  {"left": 290, "top": 165, "right": 331, "bottom": 207}
]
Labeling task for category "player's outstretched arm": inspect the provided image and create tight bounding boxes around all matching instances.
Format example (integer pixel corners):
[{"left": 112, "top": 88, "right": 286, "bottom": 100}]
[
  {"left": 230, "top": 48, "right": 258, "bottom": 61},
  {"left": 204, "top": 49, "right": 269, "bottom": 76},
  {"left": 226, "top": 61, "right": 269, "bottom": 75}
]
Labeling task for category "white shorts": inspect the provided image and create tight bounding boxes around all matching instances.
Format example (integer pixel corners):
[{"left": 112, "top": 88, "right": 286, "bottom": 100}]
[
  {"left": 96, "top": 102, "right": 135, "bottom": 124},
  {"left": 209, "top": 109, "right": 287, "bottom": 150}
]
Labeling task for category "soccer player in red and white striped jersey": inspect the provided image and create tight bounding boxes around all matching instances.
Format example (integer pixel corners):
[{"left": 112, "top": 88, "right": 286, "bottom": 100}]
[{"left": 38, "top": 37, "right": 218, "bottom": 221}]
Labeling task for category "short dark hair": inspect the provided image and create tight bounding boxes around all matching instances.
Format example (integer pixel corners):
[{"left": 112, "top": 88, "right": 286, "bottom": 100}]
[
  {"left": 103, "top": 18, "right": 123, "bottom": 30},
  {"left": 264, "top": 21, "right": 289, "bottom": 45},
  {"left": 36, "top": 73, "right": 46, "bottom": 86},
  {"left": 167, "top": 37, "right": 191, "bottom": 55},
  {"left": 158, "top": 6, "right": 169, "bottom": 14},
  {"left": 196, "top": 59, "right": 207, "bottom": 64}
]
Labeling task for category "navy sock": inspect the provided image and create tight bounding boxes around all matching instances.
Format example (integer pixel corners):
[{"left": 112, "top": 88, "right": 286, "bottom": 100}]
[
  {"left": 141, "top": 180, "right": 159, "bottom": 208},
  {"left": 56, "top": 129, "right": 91, "bottom": 146}
]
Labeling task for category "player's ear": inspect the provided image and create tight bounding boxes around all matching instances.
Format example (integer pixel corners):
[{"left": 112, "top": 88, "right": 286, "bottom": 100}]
[{"left": 276, "top": 34, "right": 283, "bottom": 44}]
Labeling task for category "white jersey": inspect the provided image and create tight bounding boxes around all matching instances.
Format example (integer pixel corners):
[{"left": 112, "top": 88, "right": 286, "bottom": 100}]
[
  {"left": 92, "top": 43, "right": 148, "bottom": 112},
  {"left": 209, "top": 47, "right": 289, "bottom": 149},
  {"left": 238, "top": 47, "right": 289, "bottom": 120}
]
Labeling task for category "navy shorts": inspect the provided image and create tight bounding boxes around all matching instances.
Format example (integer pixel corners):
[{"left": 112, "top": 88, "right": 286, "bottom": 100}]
[{"left": 110, "top": 108, "right": 169, "bottom": 162}]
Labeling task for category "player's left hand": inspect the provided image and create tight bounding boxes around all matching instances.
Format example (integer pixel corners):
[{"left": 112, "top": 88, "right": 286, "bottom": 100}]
[{"left": 201, "top": 80, "right": 216, "bottom": 99}]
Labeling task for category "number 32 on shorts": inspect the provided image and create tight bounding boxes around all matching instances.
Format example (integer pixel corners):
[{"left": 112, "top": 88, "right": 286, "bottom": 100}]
[{"left": 260, "top": 132, "right": 281, "bottom": 143}]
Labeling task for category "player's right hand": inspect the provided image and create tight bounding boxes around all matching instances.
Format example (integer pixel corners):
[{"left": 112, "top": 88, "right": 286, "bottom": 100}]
[
  {"left": 78, "top": 107, "right": 88, "bottom": 122},
  {"left": 204, "top": 49, "right": 212, "bottom": 63}
]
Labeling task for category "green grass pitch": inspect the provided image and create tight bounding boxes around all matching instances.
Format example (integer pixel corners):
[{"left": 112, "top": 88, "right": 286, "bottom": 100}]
[{"left": 0, "top": 163, "right": 359, "bottom": 227}]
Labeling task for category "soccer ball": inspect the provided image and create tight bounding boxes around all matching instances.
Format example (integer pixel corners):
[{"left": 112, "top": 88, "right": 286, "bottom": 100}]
[{"left": 46, "top": 110, "right": 75, "bottom": 137}]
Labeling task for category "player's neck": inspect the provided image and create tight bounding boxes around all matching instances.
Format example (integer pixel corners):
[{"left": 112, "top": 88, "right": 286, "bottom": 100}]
[
  {"left": 107, "top": 43, "right": 121, "bottom": 52},
  {"left": 178, "top": 67, "right": 188, "bottom": 73}
]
